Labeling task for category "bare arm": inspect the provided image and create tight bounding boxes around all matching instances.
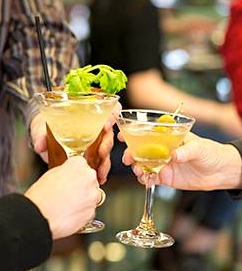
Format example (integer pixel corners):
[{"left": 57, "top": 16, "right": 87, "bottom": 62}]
[{"left": 128, "top": 69, "right": 242, "bottom": 137}]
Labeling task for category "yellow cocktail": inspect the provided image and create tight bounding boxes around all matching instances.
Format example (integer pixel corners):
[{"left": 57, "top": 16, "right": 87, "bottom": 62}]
[
  {"left": 35, "top": 90, "right": 119, "bottom": 233},
  {"left": 116, "top": 109, "right": 195, "bottom": 248},
  {"left": 121, "top": 122, "right": 188, "bottom": 173},
  {"left": 40, "top": 91, "right": 118, "bottom": 155}
]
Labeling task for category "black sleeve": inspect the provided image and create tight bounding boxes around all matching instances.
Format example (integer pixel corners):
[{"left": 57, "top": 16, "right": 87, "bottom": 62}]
[
  {"left": 227, "top": 139, "right": 242, "bottom": 199},
  {"left": 0, "top": 193, "right": 52, "bottom": 271}
]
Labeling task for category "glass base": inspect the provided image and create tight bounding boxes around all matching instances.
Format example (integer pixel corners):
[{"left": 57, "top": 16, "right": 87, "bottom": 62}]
[
  {"left": 116, "top": 228, "right": 174, "bottom": 248},
  {"left": 78, "top": 220, "right": 105, "bottom": 234}
]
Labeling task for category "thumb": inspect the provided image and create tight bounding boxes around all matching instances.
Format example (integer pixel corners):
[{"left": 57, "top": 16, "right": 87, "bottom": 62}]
[{"left": 172, "top": 133, "right": 201, "bottom": 163}]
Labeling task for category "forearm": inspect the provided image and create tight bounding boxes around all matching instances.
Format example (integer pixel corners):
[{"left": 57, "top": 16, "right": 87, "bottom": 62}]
[
  {"left": 128, "top": 69, "right": 231, "bottom": 126},
  {"left": 0, "top": 194, "right": 52, "bottom": 271}
]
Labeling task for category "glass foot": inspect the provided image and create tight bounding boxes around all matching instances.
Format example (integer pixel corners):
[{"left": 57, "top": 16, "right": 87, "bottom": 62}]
[
  {"left": 116, "top": 228, "right": 174, "bottom": 248},
  {"left": 78, "top": 220, "right": 105, "bottom": 234}
]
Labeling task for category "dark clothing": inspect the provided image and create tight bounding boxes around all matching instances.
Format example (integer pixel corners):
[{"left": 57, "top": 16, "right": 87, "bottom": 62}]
[
  {"left": 90, "top": 0, "right": 161, "bottom": 74},
  {"left": 178, "top": 190, "right": 241, "bottom": 230},
  {"left": 228, "top": 138, "right": 242, "bottom": 200},
  {"left": 0, "top": 193, "right": 52, "bottom": 271},
  {"left": 231, "top": 138, "right": 242, "bottom": 154},
  {"left": 89, "top": 0, "right": 162, "bottom": 109}
]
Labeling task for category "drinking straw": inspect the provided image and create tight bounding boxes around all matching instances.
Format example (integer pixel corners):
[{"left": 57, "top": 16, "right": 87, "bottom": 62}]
[{"left": 35, "top": 16, "right": 52, "bottom": 92}]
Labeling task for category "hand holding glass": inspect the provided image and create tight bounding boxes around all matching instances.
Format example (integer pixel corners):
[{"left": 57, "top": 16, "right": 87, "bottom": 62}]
[
  {"left": 116, "top": 109, "right": 195, "bottom": 248},
  {"left": 35, "top": 90, "right": 119, "bottom": 233}
]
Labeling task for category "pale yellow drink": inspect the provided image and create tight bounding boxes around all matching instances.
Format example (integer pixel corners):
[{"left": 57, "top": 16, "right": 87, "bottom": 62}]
[
  {"left": 120, "top": 122, "right": 187, "bottom": 173},
  {"left": 115, "top": 109, "right": 195, "bottom": 248},
  {"left": 39, "top": 91, "right": 119, "bottom": 155}
]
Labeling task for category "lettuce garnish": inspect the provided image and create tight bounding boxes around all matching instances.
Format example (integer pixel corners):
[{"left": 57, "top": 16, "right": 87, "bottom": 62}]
[{"left": 64, "top": 64, "right": 127, "bottom": 95}]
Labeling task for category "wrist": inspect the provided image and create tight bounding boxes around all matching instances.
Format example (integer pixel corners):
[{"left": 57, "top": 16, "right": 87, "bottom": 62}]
[{"left": 224, "top": 142, "right": 242, "bottom": 189}]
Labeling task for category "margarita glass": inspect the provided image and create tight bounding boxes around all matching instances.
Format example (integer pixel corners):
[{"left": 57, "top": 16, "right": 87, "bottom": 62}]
[
  {"left": 116, "top": 109, "right": 195, "bottom": 248},
  {"left": 35, "top": 90, "right": 119, "bottom": 233}
]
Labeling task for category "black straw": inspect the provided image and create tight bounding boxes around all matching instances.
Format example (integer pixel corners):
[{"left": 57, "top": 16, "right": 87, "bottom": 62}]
[{"left": 35, "top": 16, "right": 52, "bottom": 92}]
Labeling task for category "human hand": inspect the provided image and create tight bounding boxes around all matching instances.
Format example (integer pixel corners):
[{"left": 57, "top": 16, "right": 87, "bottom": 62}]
[
  {"left": 30, "top": 113, "right": 48, "bottom": 163},
  {"left": 85, "top": 102, "right": 121, "bottom": 184},
  {"left": 24, "top": 156, "right": 103, "bottom": 240},
  {"left": 122, "top": 132, "right": 242, "bottom": 191},
  {"left": 158, "top": 133, "right": 242, "bottom": 191}
]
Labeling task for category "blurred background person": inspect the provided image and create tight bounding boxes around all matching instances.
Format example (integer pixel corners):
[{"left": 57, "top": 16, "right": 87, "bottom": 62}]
[
  {"left": 0, "top": 0, "right": 79, "bottom": 196},
  {"left": 1, "top": 0, "right": 111, "bottom": 196},
  {"left": 87, "top": 0, "right": 242, "bottom": 270},
  {"left": 221, "top": 0, "right": 242, "bottom": 121}
]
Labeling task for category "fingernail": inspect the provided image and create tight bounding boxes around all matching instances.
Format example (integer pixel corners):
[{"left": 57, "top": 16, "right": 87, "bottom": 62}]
[
  {"left": 133, "top": 165, "right": 139, "bottom": 176},
  {"left": 105, "top": 120, "right": 112, "bottom": 129},
  {"left": 122, "top": 154, "right": 126, "bottom": 164},
  {"left": 174, "top": 149, "right": 182, "bottom": 161}
]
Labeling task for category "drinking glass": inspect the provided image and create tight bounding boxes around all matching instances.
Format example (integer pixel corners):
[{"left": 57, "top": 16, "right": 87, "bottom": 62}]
[
  {"left": 35, "top": 90, "right": 119, "bottom": 233},
  {"left": 116, "top": 109, "right": 195, "bottom": 248}
]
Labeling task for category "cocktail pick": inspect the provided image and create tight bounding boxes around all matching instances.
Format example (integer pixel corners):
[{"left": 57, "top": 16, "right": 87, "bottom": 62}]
[
  {"left": 35, "top": 15, "right": 52, "bottom": 92},
  {"left": 173, "top": 101, "right": 183, "bottom": 118}
]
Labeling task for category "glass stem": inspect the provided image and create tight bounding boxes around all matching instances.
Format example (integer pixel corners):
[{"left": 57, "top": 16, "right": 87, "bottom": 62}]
[
  {"left": 139, "top": 172, "right": 157, "bottom": 228},
  {"left": 68, "top": 151, "right": 85, "bottom": 157}
]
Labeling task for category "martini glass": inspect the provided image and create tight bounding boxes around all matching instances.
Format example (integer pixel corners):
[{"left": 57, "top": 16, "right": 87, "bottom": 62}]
[
  {"left": 35, "top": 89, "right": 119, "bottom": 233},
  {"left": 116, "top": 109, "right": 195, "bottom": 248}
]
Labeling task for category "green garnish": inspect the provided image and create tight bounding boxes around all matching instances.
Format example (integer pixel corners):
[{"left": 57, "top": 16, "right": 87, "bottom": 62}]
[{"left": 64, "top": 64, "right": 127, "bottom": 95}]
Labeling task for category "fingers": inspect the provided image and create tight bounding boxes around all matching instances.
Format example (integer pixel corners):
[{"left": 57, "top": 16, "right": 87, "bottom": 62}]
[
  {"left": 96, "top": 188, "right": 106, "bottom": 207},
  {"left": 171, "top": 133, "right": 201, "bottom": 163},
  {"left": 30, "top": 113, "right": 49, "bottom": 163},
  {"left": 85, "top": 127, "right": 113, "bottom": 184},
  {"left": 34, "top": 136, "right": 49, "bottom": 163},
  {"left": 30, "top": 113, "right": 47, "bottom": 149},
  {"left": 103, "top": 102, "right": 121, "bottom": 130},
  {"left": 117, "top": 131, "right": 124, "bottom": 142},
  {"left": 97, "top": 154, "right": 111, "bottom": 185},
  {"left": 112, "top": 102, "right": 122, "bottom": 119},
  {"left": 98, "top": 129, "right": 114, "bottom": 158},
  {"left": 122, "top": 148, "right": 134, "bottom": 165}
]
